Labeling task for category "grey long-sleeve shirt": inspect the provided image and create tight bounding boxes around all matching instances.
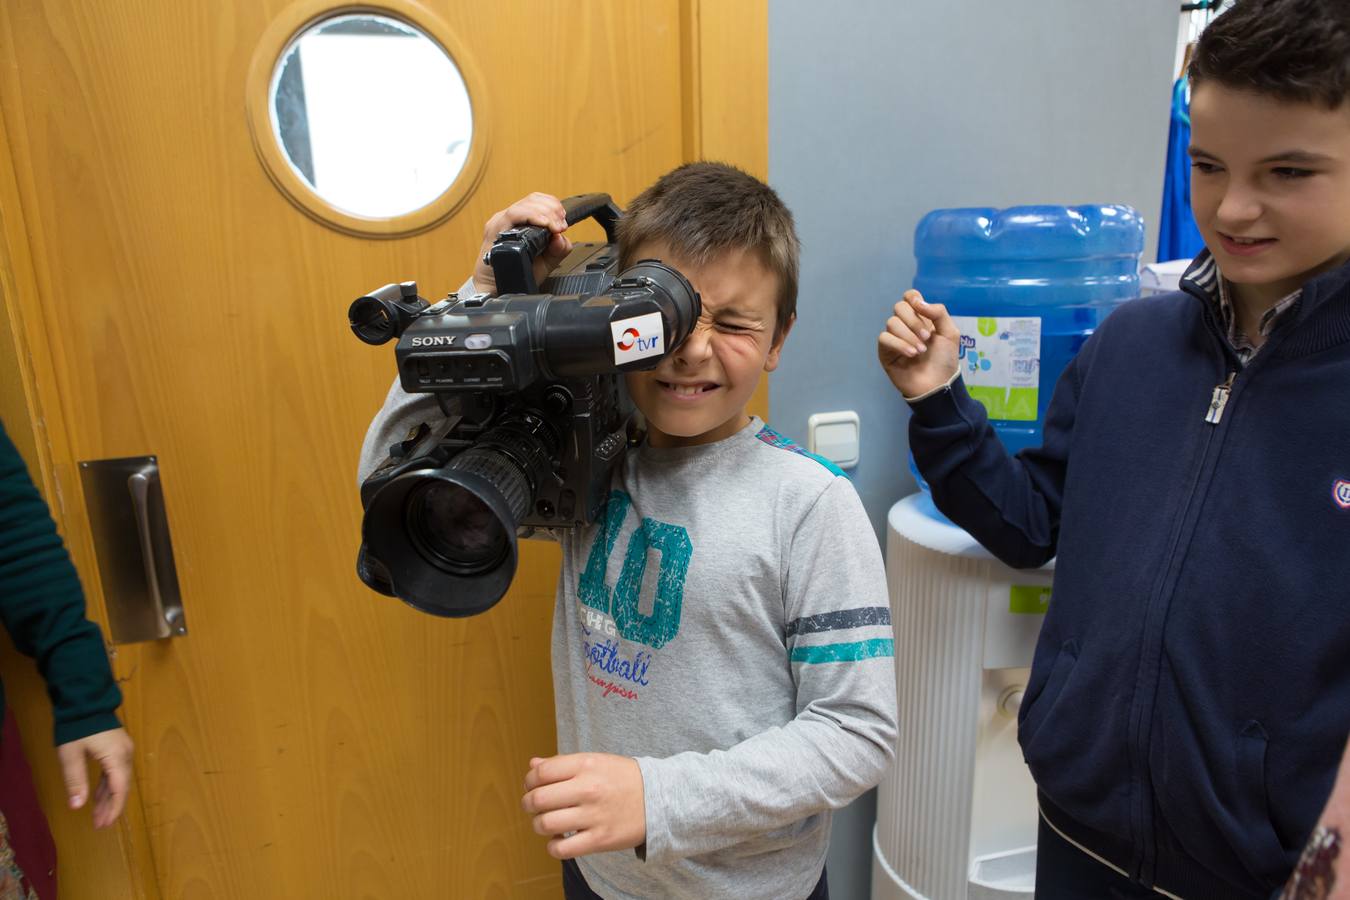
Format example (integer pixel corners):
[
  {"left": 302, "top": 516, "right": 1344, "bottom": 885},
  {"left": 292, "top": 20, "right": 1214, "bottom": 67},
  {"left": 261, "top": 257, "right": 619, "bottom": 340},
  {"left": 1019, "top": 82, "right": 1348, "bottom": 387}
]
[{"left": 359, "top": 382, "right": 897, "bottom": 899}]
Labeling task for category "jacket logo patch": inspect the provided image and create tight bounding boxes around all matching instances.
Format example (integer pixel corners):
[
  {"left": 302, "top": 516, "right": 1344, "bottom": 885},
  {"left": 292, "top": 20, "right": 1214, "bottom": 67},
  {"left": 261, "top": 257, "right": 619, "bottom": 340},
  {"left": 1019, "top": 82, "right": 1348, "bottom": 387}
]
[{"left": 1335, "top": 479, "right": 1350, "bottom": 509}]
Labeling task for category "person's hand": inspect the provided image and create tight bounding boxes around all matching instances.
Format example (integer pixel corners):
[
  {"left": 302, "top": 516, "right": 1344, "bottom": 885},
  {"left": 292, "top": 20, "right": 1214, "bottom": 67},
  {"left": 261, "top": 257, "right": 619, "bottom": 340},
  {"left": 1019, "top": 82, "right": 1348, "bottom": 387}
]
[
  {"left": 877, "top": 289, "right": 962, "bottom": 399},
  {"left": 1281, "top": 735, "right": 1350, "bottom": 900},
  {"left": 472, "top": 193, "right": 574, "bottom": 296},
  {"left": 521, "top": 752, "right": 645, "bottom": 859},
  {"left": 56, "top": 727, "right": 134, "bottom": 829}
]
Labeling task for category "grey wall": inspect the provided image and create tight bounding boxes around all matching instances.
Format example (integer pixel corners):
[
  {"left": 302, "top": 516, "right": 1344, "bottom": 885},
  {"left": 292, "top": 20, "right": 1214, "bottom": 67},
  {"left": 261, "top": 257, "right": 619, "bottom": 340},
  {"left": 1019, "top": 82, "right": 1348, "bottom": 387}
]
[{"left": 767, "top": 2, "right": 1178, "bottom": 897}]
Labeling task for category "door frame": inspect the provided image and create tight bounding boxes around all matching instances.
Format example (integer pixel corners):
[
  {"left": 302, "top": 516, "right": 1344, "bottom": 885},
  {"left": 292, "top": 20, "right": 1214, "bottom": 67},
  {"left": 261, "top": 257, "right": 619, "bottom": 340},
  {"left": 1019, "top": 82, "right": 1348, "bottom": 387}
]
[{"left": 0, "top": 77, "right": 163, "bottom": 899}]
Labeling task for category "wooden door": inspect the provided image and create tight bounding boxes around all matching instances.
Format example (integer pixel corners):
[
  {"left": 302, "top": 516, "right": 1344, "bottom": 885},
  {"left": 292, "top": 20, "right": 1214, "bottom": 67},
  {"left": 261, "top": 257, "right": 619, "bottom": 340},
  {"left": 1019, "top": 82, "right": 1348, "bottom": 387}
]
[{"left": 0, "top": 1, "right": 766, "bottom": 897}]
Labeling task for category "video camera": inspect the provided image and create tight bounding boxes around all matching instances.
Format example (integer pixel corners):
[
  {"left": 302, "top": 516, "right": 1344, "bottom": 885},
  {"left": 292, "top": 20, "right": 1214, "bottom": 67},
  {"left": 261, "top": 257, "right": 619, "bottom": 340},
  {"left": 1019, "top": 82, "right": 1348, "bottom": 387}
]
[{"left": 350, "top": 193, "right": 701, "bottom": 618}]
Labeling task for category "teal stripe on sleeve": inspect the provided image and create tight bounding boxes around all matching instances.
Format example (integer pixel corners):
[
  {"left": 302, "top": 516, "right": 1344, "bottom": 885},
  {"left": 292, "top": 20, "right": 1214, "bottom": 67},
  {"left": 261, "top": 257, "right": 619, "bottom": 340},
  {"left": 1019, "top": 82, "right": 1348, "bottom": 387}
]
[{"left": 790, "top": 639, "right": 895, "bottom": 664}]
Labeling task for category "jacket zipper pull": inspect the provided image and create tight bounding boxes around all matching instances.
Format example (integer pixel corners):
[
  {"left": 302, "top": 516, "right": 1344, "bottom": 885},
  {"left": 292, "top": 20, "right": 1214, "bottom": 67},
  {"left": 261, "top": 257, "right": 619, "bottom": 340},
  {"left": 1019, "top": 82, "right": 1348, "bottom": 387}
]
[{"left": 1205, "top": 371, "right": 1237, "bottom": 425}]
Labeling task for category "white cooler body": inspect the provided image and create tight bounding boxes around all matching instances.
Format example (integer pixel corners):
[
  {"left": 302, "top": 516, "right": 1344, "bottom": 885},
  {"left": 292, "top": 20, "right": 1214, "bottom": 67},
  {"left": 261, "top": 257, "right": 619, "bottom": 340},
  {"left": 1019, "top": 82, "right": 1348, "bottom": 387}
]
[{"left": 872, "top": 494, "right": 1050, "bottom": 900}]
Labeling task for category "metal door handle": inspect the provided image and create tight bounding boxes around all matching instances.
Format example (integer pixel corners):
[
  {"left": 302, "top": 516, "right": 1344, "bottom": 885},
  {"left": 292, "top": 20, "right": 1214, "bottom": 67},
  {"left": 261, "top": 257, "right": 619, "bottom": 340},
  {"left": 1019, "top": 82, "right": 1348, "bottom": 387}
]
[
  {"left": 79, "top": 455, "right": 188, "bottom": 643},
  {"left": 128, "top": 465, "right": 187, "bottom": 637}
]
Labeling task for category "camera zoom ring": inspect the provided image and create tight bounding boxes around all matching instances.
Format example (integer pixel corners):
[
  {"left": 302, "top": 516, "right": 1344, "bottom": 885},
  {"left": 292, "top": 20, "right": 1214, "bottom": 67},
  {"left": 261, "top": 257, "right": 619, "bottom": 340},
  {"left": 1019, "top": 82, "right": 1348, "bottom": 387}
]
[{"left": 447, "top": 448, "right": 533, "bottom": 523}]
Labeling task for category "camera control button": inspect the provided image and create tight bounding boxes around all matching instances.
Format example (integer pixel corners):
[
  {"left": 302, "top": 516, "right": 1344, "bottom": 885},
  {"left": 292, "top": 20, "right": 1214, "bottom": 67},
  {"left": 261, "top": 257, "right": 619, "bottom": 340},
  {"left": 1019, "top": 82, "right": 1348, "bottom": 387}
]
[
  {"left": 543, "top": 388, "right": 571, "bottom": 416},
  {"left": 464, "top": 333, "right": 492, "bottom": 350}
]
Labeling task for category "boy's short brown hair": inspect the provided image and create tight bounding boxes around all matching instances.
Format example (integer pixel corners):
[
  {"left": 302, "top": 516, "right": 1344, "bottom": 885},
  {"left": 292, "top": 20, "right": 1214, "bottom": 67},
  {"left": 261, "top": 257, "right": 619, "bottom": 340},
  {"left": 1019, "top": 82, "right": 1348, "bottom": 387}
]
[
  {"left": 1189, "top": 0, "right": 1350, "bottom": 109},
  {"left": 618, "top": 161, "right": 800, "bottom": 339}
]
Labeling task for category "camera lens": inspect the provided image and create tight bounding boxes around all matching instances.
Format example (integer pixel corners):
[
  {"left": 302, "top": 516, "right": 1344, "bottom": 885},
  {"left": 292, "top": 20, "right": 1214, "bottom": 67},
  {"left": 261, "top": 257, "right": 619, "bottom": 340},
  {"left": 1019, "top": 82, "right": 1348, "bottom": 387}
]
[
  {"left": 357, "top": 410, "right": 561, "bottom": 617},
  {"left": 405, "top": 480, "right": 510, "bottom": 575}
]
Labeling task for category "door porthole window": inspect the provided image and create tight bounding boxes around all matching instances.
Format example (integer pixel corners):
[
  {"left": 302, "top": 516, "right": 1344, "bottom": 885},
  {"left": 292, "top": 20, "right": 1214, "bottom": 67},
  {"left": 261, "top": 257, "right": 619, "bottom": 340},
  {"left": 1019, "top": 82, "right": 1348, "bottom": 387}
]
[{"left": 246, "top": 2, "right": 489, "bottom": 237}]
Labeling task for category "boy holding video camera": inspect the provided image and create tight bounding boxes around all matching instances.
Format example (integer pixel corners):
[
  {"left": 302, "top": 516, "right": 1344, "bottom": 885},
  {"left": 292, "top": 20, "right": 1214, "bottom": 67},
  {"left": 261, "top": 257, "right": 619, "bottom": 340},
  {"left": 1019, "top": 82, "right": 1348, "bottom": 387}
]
[{"left": 359, "top": 162, "right": 897, "bottom": 899}]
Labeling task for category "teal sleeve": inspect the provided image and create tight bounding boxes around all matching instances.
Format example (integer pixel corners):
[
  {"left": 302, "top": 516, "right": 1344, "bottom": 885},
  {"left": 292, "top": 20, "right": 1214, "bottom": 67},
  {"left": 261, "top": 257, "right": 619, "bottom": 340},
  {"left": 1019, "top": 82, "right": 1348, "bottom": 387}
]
[{"left": 0, "top": 419, "right": 122, "bottom": 744}]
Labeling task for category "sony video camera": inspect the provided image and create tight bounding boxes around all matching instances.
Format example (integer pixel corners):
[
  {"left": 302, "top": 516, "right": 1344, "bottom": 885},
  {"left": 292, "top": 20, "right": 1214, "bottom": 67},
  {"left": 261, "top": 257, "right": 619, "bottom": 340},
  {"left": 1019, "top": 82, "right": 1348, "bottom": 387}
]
[{"left": 350, "top": 193, "right": 700, "bottom": 618}]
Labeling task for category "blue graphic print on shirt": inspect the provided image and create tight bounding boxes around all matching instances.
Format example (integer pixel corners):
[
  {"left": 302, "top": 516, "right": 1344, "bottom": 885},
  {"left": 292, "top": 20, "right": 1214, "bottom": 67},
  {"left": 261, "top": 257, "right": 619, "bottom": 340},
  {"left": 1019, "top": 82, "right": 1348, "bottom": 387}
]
[{"left": 578, "top": 490, "right": 692, "bottom": 651}]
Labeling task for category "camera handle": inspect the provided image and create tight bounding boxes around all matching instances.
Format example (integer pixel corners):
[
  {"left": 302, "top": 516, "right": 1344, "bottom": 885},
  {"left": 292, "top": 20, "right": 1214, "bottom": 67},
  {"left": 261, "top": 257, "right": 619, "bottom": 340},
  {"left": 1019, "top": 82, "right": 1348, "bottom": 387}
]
[{"left": 490, "top": 192, "right": 621, "bottom": 296}]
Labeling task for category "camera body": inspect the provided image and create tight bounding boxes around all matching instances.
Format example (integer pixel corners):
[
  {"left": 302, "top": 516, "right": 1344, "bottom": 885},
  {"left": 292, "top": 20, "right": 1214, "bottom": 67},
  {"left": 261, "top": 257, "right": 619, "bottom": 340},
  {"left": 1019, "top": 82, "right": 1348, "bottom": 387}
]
[
  {"left": 350, "top": 194, "right": 700, "bottom": 617},
  {"left": 363, "top": 240, "right": 641, "bottom": 532}
]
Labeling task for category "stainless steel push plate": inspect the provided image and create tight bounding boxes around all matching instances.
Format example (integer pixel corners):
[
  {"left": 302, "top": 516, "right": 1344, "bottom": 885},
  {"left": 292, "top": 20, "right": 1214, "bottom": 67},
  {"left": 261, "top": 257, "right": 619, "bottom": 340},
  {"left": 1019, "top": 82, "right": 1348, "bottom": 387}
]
[{"left": 79, "top": 456, "right": 188, "bottom": 643}]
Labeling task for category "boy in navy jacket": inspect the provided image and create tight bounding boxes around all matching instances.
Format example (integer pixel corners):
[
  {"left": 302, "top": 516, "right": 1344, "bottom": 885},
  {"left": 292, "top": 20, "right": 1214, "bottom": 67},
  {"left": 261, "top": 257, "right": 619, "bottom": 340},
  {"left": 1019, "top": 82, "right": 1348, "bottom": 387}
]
[{"left": 878, "top": 1, "right": 1350, "bottom": 897}]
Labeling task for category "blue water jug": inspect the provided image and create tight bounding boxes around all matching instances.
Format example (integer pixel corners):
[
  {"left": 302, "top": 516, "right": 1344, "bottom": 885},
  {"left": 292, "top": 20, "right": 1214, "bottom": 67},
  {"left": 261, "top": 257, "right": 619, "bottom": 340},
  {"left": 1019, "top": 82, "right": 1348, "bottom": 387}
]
[{"left": 908, "top": 205, "right": 1144, "bottom": 502}]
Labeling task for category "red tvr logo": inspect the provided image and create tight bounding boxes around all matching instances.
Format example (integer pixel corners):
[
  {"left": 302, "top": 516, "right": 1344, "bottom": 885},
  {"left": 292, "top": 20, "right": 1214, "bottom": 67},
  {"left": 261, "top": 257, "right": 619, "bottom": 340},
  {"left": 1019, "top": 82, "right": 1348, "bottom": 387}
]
[
  {"left": 616, "top": 327, "right": 659, "bottom": 353},
  {"left": 611, "top": 312, "right": 665, "bottom": 364}
]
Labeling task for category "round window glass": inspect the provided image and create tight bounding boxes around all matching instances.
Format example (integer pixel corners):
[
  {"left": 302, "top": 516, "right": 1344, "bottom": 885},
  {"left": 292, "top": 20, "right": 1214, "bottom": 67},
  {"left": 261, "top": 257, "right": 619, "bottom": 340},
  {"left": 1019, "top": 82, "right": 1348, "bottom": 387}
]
[{"left": 269, "top": 13, "right": 473, "bottom": 219}]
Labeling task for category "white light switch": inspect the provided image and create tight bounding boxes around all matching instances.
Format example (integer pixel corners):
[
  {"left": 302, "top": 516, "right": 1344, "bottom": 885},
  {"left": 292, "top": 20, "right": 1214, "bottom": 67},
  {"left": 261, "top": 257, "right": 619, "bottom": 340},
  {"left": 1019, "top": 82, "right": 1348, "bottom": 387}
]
[{"left": 807, "top": 410, "right": 860, "bottom": 469}]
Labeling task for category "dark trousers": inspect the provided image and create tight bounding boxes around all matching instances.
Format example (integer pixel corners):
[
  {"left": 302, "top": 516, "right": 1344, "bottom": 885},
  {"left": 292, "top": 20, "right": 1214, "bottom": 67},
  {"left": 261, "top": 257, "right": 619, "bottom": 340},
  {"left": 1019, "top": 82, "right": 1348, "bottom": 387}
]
[
  {"left": 562, "top": 857, "right": 829, "bottom": 899},
  {"left": 1035, "top": 815, "right": 1163, "bottom": 899}
]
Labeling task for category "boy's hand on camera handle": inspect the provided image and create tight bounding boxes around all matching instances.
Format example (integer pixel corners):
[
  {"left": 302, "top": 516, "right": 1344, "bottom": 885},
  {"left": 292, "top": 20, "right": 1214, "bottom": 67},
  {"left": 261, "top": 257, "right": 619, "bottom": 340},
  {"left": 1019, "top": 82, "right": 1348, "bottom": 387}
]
[
  {"left": 878, "top": 289, "right": 962, "bottom": 399},
  {"left": 521, "top": 752, "right": 646, "bottom": 860},
  {"left": 473, "top": 192, "right": 574, "bottom": 296}
]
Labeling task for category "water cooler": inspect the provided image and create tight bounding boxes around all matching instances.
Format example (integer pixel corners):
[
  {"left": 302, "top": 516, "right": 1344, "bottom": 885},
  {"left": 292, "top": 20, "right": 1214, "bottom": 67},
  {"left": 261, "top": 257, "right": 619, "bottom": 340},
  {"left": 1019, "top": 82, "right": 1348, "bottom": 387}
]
[
  {"left": 874, "top": 206, "right": 1145, "bottom": 899},
  {"left": 871, "top": 494, "right": 1048, "bottom": 900}
]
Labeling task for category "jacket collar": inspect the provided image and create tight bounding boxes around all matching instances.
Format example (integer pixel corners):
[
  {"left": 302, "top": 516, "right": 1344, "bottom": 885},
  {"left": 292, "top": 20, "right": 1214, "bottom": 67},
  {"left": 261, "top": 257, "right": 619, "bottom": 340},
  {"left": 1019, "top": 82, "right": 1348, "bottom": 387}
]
[{"left": 1178, "top": 248, "right": 1350, "bottom": 331}]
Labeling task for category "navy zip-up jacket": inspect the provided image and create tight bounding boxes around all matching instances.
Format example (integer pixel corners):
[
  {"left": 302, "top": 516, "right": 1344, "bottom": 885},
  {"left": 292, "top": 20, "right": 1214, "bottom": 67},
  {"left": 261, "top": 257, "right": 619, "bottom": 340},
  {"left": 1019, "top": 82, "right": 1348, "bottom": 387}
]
[{"left": 908, "top": 259, "right": 1350, "bottom": 899}]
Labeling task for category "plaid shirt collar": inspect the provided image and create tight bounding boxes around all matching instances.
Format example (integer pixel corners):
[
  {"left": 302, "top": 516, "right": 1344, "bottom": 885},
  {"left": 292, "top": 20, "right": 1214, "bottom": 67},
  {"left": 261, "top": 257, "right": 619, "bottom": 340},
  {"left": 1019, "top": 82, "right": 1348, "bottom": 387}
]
[{"left": 1181, "top": 250, "right": 1302, "bottom": 363}]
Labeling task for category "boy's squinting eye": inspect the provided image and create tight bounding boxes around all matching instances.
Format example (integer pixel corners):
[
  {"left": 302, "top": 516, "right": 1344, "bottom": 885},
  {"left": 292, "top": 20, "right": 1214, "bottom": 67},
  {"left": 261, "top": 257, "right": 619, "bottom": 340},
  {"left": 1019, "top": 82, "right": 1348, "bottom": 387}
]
[
  {"left": 715, "top": 321, "right": 752, "bottom": 333},
  {"left": 1272, "top": 166, "right": 1315, "bottom": 180}
]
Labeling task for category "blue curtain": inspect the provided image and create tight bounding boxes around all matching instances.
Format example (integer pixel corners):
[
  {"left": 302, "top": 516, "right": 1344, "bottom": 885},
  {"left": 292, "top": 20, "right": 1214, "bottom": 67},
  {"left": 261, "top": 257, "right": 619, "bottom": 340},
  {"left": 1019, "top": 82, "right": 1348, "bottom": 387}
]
[{"left": 1158, "top": 78, "right": 1205, "bottom": 262}]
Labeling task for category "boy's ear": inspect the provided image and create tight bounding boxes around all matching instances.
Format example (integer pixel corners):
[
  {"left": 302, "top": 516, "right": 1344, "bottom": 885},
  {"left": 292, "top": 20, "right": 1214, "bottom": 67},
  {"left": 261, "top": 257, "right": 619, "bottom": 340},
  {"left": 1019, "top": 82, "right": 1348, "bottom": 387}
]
[{"left": 764, "top": 313, "right": 796, "bottom": 373}]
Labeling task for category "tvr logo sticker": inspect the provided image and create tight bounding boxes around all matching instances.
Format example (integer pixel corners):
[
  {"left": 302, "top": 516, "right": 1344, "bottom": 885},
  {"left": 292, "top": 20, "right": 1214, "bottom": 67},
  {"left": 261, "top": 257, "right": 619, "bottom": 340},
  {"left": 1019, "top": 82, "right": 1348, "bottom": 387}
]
[
  {"left": 1334, "top": 478, "right": 1350, "bottom": 510},
  {"left": 611, "top": 312, "right": 664, "bottom": 365}
]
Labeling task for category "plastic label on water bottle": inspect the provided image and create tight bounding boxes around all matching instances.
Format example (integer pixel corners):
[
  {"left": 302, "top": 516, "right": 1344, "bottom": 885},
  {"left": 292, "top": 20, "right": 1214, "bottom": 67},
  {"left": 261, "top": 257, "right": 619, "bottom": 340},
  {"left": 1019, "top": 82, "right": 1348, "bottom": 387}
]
[{"left": 951, "top": 315, "right": 1041, "bottom": 421}]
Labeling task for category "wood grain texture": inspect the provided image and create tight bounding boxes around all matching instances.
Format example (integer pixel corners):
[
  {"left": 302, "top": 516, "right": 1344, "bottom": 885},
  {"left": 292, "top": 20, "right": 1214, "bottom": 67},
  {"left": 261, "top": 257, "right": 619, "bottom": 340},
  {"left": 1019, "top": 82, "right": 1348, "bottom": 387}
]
[
  {"left": 687, "top": 0, "right": 772, "bottom": 421},
  {"left": 0, "top": 68, "right": 155, "bottom": 900},
  {"left": 0, "top": 0, "right": 769, "bottom": 895}
]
